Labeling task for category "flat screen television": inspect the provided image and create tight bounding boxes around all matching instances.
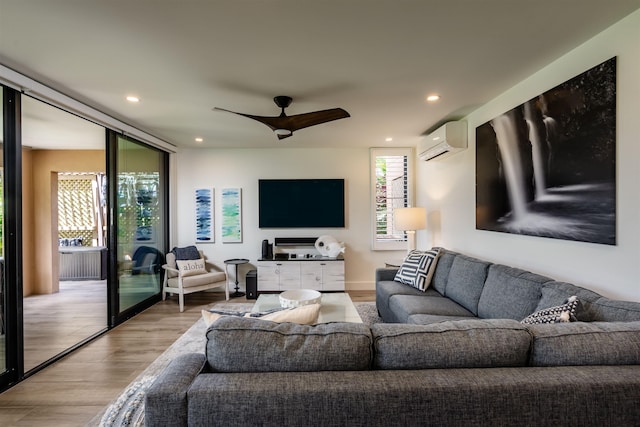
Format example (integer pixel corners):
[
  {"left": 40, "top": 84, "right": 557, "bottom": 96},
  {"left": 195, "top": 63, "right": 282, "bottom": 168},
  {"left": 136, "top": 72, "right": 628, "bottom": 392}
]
[{"left": 259, "top": 179, "right": 345, "bottom": 228}]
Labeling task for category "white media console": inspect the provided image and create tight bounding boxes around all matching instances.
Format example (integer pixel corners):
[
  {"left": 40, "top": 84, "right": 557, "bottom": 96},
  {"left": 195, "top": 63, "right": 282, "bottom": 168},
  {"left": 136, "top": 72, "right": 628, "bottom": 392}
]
[
  {"left": 257, "top": 258, "right": 345, "bottom": 291},
  {"left": 256, "top": 237, "right": 345, "bottom": 291}
]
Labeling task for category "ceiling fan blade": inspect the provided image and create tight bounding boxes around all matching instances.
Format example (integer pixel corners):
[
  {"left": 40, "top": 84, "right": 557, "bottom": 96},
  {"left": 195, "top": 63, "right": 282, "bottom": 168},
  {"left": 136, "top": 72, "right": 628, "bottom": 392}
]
[
  {"left": 214, "top": 103, "right": 350, "bottom": 139},
  {"left": 214, "top": 107, "right": 284, "bottom": 131},
  {"left": 283, "top": 108, "right": 350, "bottom": 133},
  {"left": 213, "top": 107, "right": 270, "bottom": 124}
]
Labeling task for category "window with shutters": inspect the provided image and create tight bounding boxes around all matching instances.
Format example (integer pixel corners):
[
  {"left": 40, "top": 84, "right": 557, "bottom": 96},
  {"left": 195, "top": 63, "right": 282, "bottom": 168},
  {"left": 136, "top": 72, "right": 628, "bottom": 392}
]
[{"left": 370, "top": 148, "right": 415, "bottom": 250}]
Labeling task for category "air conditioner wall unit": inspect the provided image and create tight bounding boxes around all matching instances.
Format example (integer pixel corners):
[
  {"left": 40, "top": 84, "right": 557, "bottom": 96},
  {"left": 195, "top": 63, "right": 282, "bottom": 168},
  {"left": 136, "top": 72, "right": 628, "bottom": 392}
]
[{"left": 418, "top": 121, "right": 468, "bottom": 161}]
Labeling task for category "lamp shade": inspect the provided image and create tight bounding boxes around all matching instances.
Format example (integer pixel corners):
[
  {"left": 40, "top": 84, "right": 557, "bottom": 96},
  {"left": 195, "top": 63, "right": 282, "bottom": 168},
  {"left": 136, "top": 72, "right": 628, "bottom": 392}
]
[{"left": 394, "top": 207, "right": 427, "bottom": 231}]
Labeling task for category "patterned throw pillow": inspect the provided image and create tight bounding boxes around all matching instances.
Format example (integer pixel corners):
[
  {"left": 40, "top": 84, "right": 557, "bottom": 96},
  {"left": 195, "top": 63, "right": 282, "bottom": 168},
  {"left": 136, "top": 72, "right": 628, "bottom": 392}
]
[
  {"left": 521, "top": 296, "right": 580, "bottom": 324},
  {"left": 394, "top": 248, "right": 441, "bottom": 291}
]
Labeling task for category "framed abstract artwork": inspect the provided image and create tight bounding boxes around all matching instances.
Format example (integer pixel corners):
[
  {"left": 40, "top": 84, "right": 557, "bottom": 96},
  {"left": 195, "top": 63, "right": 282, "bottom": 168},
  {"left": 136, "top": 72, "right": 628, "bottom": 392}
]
[
  {"left": 195, "top": 188, "right": 214, "bottom": 243},
  {"left": 221, "top": 188, "right": 242, "bottom": 243},
  {"left": 476, "top": 57, "right": 616, "bottom": 245}
]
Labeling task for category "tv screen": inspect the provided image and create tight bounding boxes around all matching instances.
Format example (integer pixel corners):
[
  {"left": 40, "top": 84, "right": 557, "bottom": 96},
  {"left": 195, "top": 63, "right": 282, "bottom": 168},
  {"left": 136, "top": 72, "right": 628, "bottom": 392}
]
[{"left": 259, "top": 179, "right": 345, "bottom": 228}]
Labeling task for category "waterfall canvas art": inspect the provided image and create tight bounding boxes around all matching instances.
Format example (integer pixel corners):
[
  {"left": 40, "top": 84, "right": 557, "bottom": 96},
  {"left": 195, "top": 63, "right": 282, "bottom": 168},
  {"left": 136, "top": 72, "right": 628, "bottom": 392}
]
[{"left": 476, "top": 57, "right": 616, "bottom": 245}]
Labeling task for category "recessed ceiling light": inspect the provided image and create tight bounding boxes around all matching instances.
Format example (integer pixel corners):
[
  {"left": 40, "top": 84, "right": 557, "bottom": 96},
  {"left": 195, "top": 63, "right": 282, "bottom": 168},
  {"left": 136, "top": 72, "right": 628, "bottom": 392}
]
[
  {"left": 126, "top": 96, "right": 140, "bottom": 103},
  {"left": 195, "top": 137, "right": 204, "bottom": 143},
  {"left": 426, "top": 94, "right": 440, "bottom": 102},
  {"left": 385, "top": 137, "right": 393, "bottom": 142}
]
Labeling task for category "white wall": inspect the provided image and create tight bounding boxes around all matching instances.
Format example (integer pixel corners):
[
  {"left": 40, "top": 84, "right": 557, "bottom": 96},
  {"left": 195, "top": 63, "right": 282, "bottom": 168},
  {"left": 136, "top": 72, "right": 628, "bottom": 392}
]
[
  {"left": 417, "top": 10, "right": 640, "bottom": 301},
  {"left": 174, "top": 147, "right": 401, "bottom": 290}
]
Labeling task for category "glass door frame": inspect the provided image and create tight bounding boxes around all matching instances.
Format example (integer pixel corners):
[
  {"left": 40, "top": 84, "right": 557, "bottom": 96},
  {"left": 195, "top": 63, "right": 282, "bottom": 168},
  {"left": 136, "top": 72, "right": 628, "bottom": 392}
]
[
  {"left": 1, "top": 86, "right": 24, "bottom": 389},
  {"left": 106, "top": 130, "right": 169, "bottom": 327}
]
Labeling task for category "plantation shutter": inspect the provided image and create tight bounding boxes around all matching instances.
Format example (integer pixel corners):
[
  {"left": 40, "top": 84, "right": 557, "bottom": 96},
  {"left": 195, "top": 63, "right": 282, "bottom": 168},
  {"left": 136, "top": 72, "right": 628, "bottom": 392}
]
[{"left": 370, "top": 148, "right": 415, "bottom": 250}]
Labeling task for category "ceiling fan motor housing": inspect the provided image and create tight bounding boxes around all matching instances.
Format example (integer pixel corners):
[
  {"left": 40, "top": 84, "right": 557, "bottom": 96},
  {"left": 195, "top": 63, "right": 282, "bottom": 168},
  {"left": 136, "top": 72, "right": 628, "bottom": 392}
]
[{"left": 274, "top": 96, "right": 293, "bottom": 109}]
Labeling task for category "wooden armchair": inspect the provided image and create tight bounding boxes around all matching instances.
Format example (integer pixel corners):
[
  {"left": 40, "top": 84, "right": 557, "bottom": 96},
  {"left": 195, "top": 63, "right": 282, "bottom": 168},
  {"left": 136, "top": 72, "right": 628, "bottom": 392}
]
[{"left": 162, "top": 251, "right": 228, "bottom": 312}]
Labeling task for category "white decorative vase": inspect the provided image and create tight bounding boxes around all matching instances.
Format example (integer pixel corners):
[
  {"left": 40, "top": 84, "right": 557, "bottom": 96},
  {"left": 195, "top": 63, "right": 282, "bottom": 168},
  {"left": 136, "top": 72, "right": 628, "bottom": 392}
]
[{"left": 315, "top": 235, "right": 345, "bottom": 258}]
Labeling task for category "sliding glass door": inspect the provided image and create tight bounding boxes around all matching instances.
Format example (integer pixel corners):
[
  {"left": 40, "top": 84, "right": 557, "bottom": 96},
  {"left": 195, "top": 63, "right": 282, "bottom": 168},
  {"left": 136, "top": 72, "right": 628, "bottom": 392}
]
[
  {"left": 109, "top": 134, "right": 168, "bottom": 322},
  {"left": 0, "top": 86, "right": 170, "bottom": 391},
  {"left": 21, "top": 95, "right": 108, "bottom": 372}
]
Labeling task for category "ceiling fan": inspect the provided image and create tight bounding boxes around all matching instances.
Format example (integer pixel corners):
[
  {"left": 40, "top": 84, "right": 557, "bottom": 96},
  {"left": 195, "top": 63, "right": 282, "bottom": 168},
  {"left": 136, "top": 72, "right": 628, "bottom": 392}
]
[{"left": 214, "top": 96, "right": 350, "bottom": 140}]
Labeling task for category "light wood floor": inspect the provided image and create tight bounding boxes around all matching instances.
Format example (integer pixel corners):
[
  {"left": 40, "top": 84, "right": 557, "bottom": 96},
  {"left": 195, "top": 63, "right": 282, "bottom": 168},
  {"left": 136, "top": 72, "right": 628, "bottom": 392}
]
[
  {"left": 23, "top": 281, "right": 107, "bottom": 372},
  {"left": 0, "top": 290, "right": 375, "bottom": 426}
]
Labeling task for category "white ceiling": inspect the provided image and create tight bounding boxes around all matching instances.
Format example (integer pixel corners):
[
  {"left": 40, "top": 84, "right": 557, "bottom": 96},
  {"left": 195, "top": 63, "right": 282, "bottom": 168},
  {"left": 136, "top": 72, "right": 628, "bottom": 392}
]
[{"left": 1, "top": 0, "right": 639, "bottom": 150}]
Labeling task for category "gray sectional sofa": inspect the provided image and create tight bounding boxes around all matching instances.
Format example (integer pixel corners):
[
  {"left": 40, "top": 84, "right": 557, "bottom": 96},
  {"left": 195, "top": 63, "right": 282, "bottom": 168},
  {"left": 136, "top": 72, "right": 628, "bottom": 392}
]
[
  {"left": 146, "top": 320, "right": 640, "bottom": 425},
  {"left": 145, "top": 248, "right": 640, "bottom": 426},
  {"left": 376, "top": 247, "right": 640, "bottom": 324}
]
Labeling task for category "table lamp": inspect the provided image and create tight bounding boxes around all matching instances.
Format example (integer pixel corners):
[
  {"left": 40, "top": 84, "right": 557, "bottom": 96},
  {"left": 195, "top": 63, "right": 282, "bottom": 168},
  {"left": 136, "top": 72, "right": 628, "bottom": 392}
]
[{"left": 394, "top": 207, "right": 427, "bottom": 254}]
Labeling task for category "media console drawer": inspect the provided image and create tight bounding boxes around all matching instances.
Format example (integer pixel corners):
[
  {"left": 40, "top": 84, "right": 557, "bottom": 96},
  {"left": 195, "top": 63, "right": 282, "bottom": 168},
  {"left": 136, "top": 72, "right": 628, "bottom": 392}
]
[{"left": 257, "top": 259, "right": 344, "bottom": 291}]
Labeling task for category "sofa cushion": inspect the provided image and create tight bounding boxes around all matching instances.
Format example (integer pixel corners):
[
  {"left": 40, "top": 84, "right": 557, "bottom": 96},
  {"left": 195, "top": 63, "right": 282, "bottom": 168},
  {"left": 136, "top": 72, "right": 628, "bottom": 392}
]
[
  {"left": 493, "top": 273, "right": 640, "bottom": 323},
  {"left": 206, "top": 317, "right": 372, "bottom": 372},
  {"left": 521, "top": 296, "right": 580, "bottom": 325},
  {"left": 444, "top": 255, "right": 490, "bottom": 315},
  {"left": 376, "top": 277, "right": 442, "bottom": 323},
  {"left": 431, "top": 248, "right": 457, "bottom": 295},
  {"left": 186, "top": 367, "right": 640, "bottom": 427},
  {"left": 536, "top": 281, "right": 602, "bottom": 321},
  {"left": 372, "top": 319, "right": 531, "bottom": 369},
  {"left": 589, "top": 297, "right": 640, "bottom": 322},
  {"left": 377, "top": 278, "right": 443, "bottom": 300},
  {"left": 389, "top": 294, "right": 474, "bottom": 323},
  {"left": 477, "top": 264, "right": 549, "bottom": 320},
  {"left": 528, "top": 321, "right": 640, "bottom": 366},
  {"left": 394, "top": 248, "right": 440, "bottom": 291},
  {"left": 408, "top": 314, "right": 481, "bottom": 325}
]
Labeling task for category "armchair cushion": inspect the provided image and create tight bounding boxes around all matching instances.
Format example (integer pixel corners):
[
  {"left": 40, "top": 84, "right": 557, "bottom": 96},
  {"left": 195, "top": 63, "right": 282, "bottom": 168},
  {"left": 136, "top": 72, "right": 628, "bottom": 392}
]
[
  {"left": 176, "top": 258, "right": 207, "bottom": 277},
  {"left": 167, "top": 271, "right": 226, "bottom": 288}
]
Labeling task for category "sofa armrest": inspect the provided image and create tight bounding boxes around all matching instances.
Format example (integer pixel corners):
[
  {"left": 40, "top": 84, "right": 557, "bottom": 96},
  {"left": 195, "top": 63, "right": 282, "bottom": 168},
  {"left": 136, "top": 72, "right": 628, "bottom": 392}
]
[
  {"left": 145, "top": 353, "right": 206, "bottom": 427},
  {"left": 375, "top": 267, "right": 399, "bottom": 283}
]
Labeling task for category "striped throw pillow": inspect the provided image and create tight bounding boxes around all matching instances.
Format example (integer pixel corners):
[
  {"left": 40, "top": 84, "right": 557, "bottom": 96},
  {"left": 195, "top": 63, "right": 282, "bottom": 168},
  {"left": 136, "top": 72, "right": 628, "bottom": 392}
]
[{"left": 394, "top": 248, "right": 441, "bottom": 291}]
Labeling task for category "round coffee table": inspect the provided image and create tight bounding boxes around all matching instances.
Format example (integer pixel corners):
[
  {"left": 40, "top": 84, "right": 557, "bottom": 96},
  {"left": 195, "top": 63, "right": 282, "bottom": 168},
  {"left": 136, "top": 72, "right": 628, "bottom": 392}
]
[{"left": 224, "top": 258, "right": 249, "bottom": 298}]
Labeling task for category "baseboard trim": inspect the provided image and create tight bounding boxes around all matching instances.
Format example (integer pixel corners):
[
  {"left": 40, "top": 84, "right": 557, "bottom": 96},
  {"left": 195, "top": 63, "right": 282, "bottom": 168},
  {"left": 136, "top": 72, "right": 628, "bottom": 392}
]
[{"left": 345, "top": 281, "right": 375, "bottom": 291}]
